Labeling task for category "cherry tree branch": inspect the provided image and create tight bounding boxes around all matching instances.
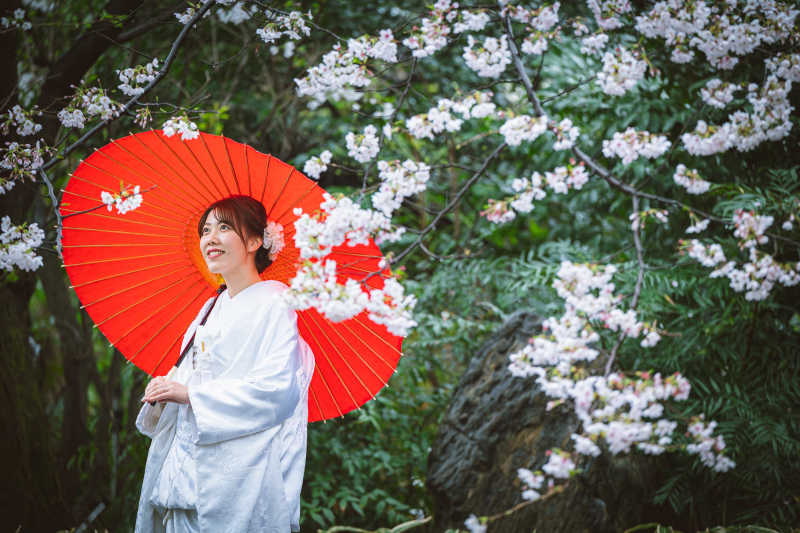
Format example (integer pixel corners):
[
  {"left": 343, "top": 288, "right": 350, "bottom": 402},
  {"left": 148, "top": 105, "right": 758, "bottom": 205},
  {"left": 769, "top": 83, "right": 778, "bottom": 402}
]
[{"left": 39, "top": 0, "right": 215, "bottom": 173}]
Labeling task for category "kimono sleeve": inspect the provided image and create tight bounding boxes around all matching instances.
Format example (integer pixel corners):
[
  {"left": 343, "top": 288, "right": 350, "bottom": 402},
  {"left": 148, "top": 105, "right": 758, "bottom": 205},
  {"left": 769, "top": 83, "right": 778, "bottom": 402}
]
[
  {"left": 135, "top": 401, "right": 163, "bottom": 438},
  {"left": 187, "top": 299, "right": 302, "bottom": 445}
]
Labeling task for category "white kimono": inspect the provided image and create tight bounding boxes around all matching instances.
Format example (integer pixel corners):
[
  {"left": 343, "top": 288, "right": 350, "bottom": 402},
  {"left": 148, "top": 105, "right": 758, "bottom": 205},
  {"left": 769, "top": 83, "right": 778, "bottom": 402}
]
[{"left": 135, "top": 281, "right": 315, "bottom": 533}]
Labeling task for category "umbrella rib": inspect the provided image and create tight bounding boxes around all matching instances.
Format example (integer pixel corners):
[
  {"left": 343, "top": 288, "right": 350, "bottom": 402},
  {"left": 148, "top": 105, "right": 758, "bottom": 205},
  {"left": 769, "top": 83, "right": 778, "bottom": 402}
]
[
  {"left": 128, "top": 133, "right": 216, "bottom": 208},
  {"left": 126, "top": 283, "right": 210, "bottom": 364},
  {"left": 149, "top": 129, "right": 221, "bottom": 202},
  {"left": 244, "top": 144, "right": 252, "bottom": 197},
  {"left": 103, "top": 139, "right": 206, "bottom": 212},
  {"left": 94, "top": 271, "right": 202, "bottom": 326},
  {"left": 70, "top": 167, "right": 191, "bottom": 221},
  {"left": 339, "top": 320, "right": 399, "bottom": 372},
  {"left": 64, "top": 226, "right": 181, "bottom": 238},
  {"left": 307, "top": 310, "right": 375, "bottom": 401},
  {"left": 70, "top": 258, "right": 186, "bottom": 288},
  {"left": 171, "top": 133, "right": 227, "bottom": 200},
  {"left": 273, "top": 182, "right": 318, "bottom": 223},
  {"left": 259, "top": 154, "right": 272, "bottom": 205},
  {"left": 60, "top": 207, "right": 185, "bottom": 231},
  {"left": 308, "top": 383, "right": 324, "bottom": 421},
  {"left": 149, "top": 332, "right": 186, "bottom": 378},
  {"left": 266, "top": 168, "right": 294, "bottom": 219},
  {"left": 331, "top": 251, "right": 383, "bottom": 259},
  {"left": 61, "top": 190, "right": 185, "bottom": 227},
  {"left": 198, "top": 133, "right": 232, "bottom": 197},
  {"left": 221, "top": 135, "right": 242, "bottom": 195},
  {"left": 80, "top": 267, "right": 195, "bottom": 309},
  {"left": 114, "top": 280, "right": 207, "bottom": 360},
  {"left": 63, "top": 242, "right": 179, "bottom": 248},
  {"left": 350, "top": 316, "right": 404, "bottom": 356},
  {"left": 64, "top": 250, "right": 184, "bottom": 268},
  {"left": 297, "top": 313, "right": 345, "bottom": 418},
  {"left": 320, "top": 316, "right": 389, "bottom": 389}
]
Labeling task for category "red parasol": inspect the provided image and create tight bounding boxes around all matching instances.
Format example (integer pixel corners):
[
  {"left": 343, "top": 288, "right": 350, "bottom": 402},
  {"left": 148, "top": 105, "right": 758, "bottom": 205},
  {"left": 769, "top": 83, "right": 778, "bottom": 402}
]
[{"left": 59, "top": 131, "right": 403, "bottom": 422}]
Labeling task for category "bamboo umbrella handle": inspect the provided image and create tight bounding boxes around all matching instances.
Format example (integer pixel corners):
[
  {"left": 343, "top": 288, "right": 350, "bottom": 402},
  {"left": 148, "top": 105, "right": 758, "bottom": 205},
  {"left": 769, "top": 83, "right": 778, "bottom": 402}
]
[{"left": 148, "top": 366, "right": 179, "bottom": 406}]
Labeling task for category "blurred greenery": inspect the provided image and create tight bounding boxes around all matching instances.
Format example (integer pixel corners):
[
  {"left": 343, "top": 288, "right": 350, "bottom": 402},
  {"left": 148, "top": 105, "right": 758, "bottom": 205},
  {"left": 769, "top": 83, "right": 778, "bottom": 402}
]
[{"left": 9, "top": 0, "right": 800, "bottom": 531}]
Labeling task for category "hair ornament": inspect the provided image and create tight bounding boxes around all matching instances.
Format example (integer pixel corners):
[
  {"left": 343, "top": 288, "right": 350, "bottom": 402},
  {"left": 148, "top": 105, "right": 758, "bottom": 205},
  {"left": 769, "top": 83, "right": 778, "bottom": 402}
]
[{"left": 262, "top": 220, "right": 285, "bottom": 260}]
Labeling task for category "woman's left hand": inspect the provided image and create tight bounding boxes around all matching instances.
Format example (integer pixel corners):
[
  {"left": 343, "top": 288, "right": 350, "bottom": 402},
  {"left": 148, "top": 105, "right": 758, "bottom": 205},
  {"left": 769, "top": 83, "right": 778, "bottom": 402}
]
[{"left": 143, "top": 381, "right": 191, "bottom": 405}]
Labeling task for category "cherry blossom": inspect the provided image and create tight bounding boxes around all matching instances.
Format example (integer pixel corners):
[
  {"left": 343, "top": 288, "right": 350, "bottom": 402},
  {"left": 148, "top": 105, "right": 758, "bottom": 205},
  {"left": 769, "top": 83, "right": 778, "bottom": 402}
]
[
  {"left": 732, "top": 209, "right": 773, "bottom": 249},
  {"left": 57, "top": 83, "right": 120, "bottom": 129},
  {"left": 462, "top": 35, "right": 512, "bottom": 78},
  {"left": 685, "top": 218, "right": 710, "bottom": 234},
  {"left": 0, "top": 140, "right": 50, "bottom": 188},
  {"left": 630, "top": 208, "right": 669, "bottom": 230},
  {"left": 673, "top": 164, "right": 710, "bottom": 195},
  {"left": 405, "top": 105, "right": 463, "bottom": 140},
  {"left": 586, "top": 0, "right": 631, "bottom": 30},
  {"left": 345, "top": 124, "right": 380, "bottom": 163},
  {"left": 302, "top": 150, "right": 332, "bottom": 180},
  {"left": 766, "top": 53, "right": 800, "bottom": 83},
  {"left": 499, "top": 114, "right": 549, "bottom": 146},
  {"left": 602, "top": 128, "right": 671, "bottom": 164},
  {"left": 700, "top": 79, "right": 740, "bottom": 109},
  {"left": 551, "top": 118, "right": 580, "bottom": 150},
  {"left": 0, "top": 216, "right": 45, "bottom": 272},
  {"left": 162, "top": 115, "right": 199, "bottom": 141},
  {"left": 1, "top": 105, "right": 42, "bottom": 136},
  {"left": 1, "top": 8, "right": 32, "bottom": 31},
  {"left": 580, "top": 32, "right": 609, "bottom": 55},
  {"left": 100, "top": 184, "right": 143, "bottom": 215},
  {"left": 175, "top": 3, "right": 211, "bottom": 26},
  {"left": 505, "top": 2, "right": 562, "bottom": 56},
  {"left": 452, "top": 10, "right": 490, "bottom": 34},
  {"left": 463, "top": 514, "right": 486, "bottom": 533},
  {"left": 372, "top": 159, "right": 431, "bottom": 216},
  {"left": 117, "top": 59, "right": 159, "bottom": 97},
  {"left": 684, "top": 239, "right": 727, "bottom": 267},
  {"left": 402, "top": 0, "right": 455, "bottom": 58},
  {"left": 596, "top": 47, "right": 646, "bottom": 97},
  {"left": 256, "top": 11, "right": 311, "bottom": 43},
  {"left": 217, "top": 3, "right": 257, "bottom": 25},
  {"left": 681, "top": 120, "right": 733, "bottom": 156}
]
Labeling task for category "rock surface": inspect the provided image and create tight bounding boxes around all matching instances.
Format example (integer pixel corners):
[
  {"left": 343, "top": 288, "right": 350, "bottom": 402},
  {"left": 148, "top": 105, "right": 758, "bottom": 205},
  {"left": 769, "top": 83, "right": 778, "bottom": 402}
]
[{"left": 426, "top": 310, "right": 661, "bottom": 533}]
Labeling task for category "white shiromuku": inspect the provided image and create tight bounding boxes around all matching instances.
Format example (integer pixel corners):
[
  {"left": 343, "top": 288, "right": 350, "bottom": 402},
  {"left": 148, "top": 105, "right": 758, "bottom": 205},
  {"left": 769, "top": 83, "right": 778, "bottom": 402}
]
[{"left": 135, "top": 280, "right": 315, "bottom": 533}]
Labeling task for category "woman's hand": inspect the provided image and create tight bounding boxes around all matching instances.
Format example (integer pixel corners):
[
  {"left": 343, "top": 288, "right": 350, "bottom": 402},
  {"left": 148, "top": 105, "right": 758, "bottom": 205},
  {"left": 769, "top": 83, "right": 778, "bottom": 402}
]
[{"left": 142, "top": 376, "right": 191, "bottom": 405}]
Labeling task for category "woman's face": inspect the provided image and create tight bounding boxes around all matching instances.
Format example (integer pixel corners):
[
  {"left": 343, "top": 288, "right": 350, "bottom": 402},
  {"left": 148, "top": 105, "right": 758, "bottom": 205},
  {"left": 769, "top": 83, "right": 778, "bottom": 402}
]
[{"left": 200, "top": 211, "right": 257, "bottom": 275}]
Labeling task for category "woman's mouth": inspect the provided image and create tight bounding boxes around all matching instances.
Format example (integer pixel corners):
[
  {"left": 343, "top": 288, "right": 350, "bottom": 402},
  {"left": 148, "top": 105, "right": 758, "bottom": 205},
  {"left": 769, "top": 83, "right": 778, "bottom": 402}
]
[{"left": 207, "top": 249, "right": 224, "bottom": 258}]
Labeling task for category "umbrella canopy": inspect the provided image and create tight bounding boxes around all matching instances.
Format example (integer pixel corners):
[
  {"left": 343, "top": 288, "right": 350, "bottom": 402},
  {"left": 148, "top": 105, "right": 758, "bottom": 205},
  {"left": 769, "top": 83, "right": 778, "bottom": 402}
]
[{"left": 60, "top": 131, "right": 403, "bottom": 422}]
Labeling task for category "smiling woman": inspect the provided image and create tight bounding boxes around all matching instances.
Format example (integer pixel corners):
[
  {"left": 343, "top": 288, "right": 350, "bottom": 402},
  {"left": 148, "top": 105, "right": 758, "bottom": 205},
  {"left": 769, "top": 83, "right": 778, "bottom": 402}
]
[{"left": 134, "top": 195, "right": 314, "bottom": 533}]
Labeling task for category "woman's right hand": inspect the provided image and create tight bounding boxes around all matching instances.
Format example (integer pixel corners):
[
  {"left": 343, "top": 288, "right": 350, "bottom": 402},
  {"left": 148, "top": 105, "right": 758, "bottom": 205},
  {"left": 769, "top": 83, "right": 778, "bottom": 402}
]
[{"left": 142, "top": 376, "right": 166, "bottom": 402}]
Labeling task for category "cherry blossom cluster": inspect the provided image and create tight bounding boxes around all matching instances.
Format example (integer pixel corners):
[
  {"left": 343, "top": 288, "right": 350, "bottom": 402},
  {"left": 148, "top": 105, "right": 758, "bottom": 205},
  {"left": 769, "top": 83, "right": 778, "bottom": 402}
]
[
  {"left": 462, "top": 35, "right": 512, "bottom": 78},
  {"left": 57, "top": 83, "right": 120, "bottom": 129},
  {"left": 345, "top": 124, "right": 380, "bottom": 163},
  {"left": 673, "top": 164, "right": 710, "bottom": 195},
  {"left": 579, "top": 32, "right": 609, "bottom": 55},
  {"left": 1, "top": 8, "right": 32, "bottom": 31},
  {"left": 0, "top": 216, "right": 45, "bottom": 273},
  {"left": 1, "top": 105, "right": 42, "bottom": 136},
  {"left": 685, "top": 216, "right": 710, "bottom": 234},
  {"left": 100, "top": 184, "right": 143, "bottom": 215},
  {"left": 294, "top": 33, "right": 398, "bottom": 99},
  {"left": 174, "top": 3, "right": 211, "bottom": 26},
  {"left": 372, "top": 159, "right": 431, "bottom": 217},
  {"left": 766, "top": 53, "right": 800, "bottom": 83},
  {"left": 0, "top": 140, "right": 50, "bottom": 187},
  {"left": 117, "top": 59, "right": 159, "bottom": 97},
  {"left": 551, "top": 118, "right": 580, "bottom": 150},
  {"left": 732, "top": 209, "right": 773, "bottom": 250},
  {"left": 162, "top": 115, "right": 199, "bottom": 141},
  {"left": 630, "top": 208, "right": 669, "bottom": 230},
  {"left": 302, "top": 150, "right": 332, "bottom": 180},
  {"left": 482, "top": 161, "right": 588, "bottom": 225},
  {"left": 502, "top": 262, "right": 733, "bottom": 510},
  {"left": 601, "top": 128, "right": 671, "bottom": 164},
  {"left": 256, "top": 10, "right": 311, "bottom": 43},
  {"left": 635, "top": 0, "right": 798, "bottom": 70},
  {"left": 586, "top": 0, "right": 631, "bottom": 30},
  {"left": 217, "top": 2, "right": 257, "bottom": 25},
  {"left": 452, "top": 10, "right": 490, "bottom": 35},
  {"left": 710, "top": 248, "right": 800, "bottom": 301},
  {"left": 728, "top": 75, "right": 793, "bottom": 152},
  {"left": 364, "top": 277, "right": 419, "bottom": 336},
  {"left": 681, "top": 120, "right": 732, "bottom": 156},
  {"left": 498, "top": 113, "right": 549, "bottom": 147},
  {"left": 596, "top": 47, "right": 647, "bottom": 97},
  {"left": 401, "top": 0, "right": 456, "bottom": 58},
  {"left": 504, "top": 2, "right": 562, "bottom": 56},
  {"left": 700, "top": 79, "right": 741, "bottom": 109},
  {"left": 686, "top": 417, "right": 736, "bottom": 472},
  {"left": 406, "top": 91, "right": 496, "bottom": 141}
]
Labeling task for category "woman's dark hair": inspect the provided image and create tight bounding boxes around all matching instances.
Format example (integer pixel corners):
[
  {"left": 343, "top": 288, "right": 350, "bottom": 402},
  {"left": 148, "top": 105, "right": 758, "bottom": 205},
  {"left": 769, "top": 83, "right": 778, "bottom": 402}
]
[{"left": 197, "top": 196, "right": 273, "bottom": 273}]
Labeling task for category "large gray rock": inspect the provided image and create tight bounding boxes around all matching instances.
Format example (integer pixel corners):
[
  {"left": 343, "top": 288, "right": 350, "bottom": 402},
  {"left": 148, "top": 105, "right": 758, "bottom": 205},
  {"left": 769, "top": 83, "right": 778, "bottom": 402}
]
[{"left": 426, "top": 310, "right": 660, "bottom": 533}]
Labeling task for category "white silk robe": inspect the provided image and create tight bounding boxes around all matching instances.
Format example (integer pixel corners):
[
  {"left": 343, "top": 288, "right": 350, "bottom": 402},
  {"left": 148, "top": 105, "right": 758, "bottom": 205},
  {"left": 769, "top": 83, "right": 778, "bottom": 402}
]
[{"left": 134, "top": 281, "right": 315, "bottom": 533}]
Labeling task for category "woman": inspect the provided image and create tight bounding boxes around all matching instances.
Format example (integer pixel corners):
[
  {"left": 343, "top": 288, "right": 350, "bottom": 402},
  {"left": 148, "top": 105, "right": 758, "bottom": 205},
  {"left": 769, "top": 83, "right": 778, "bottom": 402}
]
[{"left": 134, "top": 196, "right": 314, "bottom": 533}]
